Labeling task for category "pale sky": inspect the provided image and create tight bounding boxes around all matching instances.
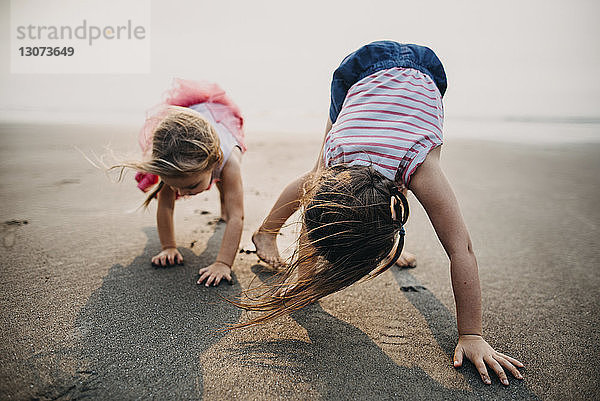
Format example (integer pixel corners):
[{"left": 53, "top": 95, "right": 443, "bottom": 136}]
[{"left": 1, "top": 0, "right": 599, "bottom": 129}]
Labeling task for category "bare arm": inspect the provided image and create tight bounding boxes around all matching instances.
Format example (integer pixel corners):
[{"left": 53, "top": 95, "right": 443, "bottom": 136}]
[
  {"left": 409, "top": 146, "right": 523, "bottom": 385},
  {"left": 215, "top": 149, "right": 244, "bottom": 267},
  {"left": 197, "top": 148, "right": 244, "bottom": 286},
  {"left": 150, "top": 183, "right": 184, "bottom": 266},
  {"left": 409, "top": 146, "right": 482, "bottom": 335},
  {"left": 157, "top": 183, "right": 177, "bottom": 250}
]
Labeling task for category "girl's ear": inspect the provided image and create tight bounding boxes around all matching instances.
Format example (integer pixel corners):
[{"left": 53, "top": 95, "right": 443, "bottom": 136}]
[{"left": 390, "top": 196, "right": 398, "bottom": 221}]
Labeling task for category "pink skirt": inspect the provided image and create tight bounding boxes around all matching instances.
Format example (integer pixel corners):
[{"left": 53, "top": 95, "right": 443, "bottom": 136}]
[{"left": 135, "top": 79, "right": 246, "bottom": 194}]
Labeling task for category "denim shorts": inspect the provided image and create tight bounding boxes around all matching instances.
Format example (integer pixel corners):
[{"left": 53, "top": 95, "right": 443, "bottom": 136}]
[{"left": 329, "top": 41, "right": 447, "bottom": 123}]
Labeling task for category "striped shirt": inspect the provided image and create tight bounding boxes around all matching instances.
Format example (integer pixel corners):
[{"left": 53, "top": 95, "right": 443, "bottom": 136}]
[{"left": 323, "top": 67, "right": 444, "bottom": 186}]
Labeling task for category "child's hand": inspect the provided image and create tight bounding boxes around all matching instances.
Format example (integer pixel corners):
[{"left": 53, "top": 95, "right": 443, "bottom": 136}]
[
  {"left": 151, "top": 248, "right": 184, "bottom": 267},
  {"left": 453, "top": 335, "right": 524, "bottom": 385},
  {"left": 197, "top": 262, "right": 232, "bottom": 287}
]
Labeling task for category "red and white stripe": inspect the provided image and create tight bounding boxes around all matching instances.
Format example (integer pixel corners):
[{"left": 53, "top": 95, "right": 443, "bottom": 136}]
[{"left": 324, "top": 67, "right": 444, "bottom": 186}]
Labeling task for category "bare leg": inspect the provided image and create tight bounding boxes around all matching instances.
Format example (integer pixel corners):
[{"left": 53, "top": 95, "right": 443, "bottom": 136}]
[
  {"left": 252, "top": 172, "right": 311, "bottom": 268},
  {"left": 254, "top": 118, "right": 331, "bottom": 269}
]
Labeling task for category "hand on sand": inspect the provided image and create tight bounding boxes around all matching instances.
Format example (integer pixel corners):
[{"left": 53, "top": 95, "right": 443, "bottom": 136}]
[
  {"left": 453, "top": 334, "right": 524, "bottom": 385},
  {"left": 197, "top": 262, "right": 232, "bottom": 287},
  {"left": 252, "top": 230, "right": 286, "bottom": 270},
  {"left": 152, "top": 248, "right": 184, "bottom": 267}
]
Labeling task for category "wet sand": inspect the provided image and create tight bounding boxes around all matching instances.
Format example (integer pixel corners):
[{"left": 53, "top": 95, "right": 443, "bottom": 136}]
[{"left": 0, "top": 121, "right": 599, "bottom": 400}]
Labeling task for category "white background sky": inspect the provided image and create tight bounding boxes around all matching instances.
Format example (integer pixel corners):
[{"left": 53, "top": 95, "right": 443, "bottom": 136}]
[{"left": 1, "top": 0, "right": 599, "bottom": 130}]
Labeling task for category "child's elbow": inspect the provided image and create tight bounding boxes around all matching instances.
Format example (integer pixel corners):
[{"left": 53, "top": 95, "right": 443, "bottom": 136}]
[
  {"left": 448, "top": 238, "right": 475, "bottom": 260},
  {"left": 230, "top": 211, "right": 244, "bottom": 224},
  {"left": 466, "top": 239, "right": 474, "bottom": 255}
]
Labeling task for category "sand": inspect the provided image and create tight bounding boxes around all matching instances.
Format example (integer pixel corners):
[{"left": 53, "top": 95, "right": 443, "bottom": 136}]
[{"left": 0, "top": 121, "right": 599, "bottom": 400}]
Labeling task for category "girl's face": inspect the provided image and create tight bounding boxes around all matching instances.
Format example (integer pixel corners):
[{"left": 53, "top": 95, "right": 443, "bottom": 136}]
[{"left": 162, "top": 170, "right": 212, "bottom": 196}]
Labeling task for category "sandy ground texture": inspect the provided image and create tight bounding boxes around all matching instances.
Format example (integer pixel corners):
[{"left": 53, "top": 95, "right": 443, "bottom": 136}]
[{"left": 0, "top": 121, "right": 599, "bottom": 400}]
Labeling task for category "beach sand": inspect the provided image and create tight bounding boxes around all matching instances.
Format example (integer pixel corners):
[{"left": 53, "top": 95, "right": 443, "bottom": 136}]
[{"left": 0, "top": 121, "right": 599, "bottom": 400}]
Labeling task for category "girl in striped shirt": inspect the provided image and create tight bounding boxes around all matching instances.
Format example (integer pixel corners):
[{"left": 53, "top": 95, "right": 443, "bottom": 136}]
[{"left": 248, "top": 41, "right": 524, "bottom": 386}]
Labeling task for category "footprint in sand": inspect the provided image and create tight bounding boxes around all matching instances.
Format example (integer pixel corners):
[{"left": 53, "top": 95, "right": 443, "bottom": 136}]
[
  {"left": 379, "top": 327, "right": 409, "bottom": 346},
  {"left": 400, "top": 285, "right": 427, "bottom": 292},
  {"left": 2, "top": 219, "right": 28, "bottom": 248}
]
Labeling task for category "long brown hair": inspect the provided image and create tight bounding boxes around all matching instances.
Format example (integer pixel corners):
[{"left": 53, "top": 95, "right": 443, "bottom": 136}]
[
  {"left": 231, "top": 165, "right": 409, "bottom": 328},
  {"left": 111, "top": 106, "right": 223, "bottom": 207}
]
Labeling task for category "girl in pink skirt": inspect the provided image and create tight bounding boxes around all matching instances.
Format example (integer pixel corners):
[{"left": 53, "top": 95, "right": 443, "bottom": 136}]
[{"left": 122, "top": 79, "right": 246, "bottom": 287}]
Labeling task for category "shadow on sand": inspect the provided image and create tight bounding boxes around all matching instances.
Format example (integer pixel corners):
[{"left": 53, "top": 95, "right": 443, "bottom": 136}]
[
  {"left": 60, "top": 223, "right": 241, "bottom": 399},
  {"left": 229, "top": 265, "right": 538, "bottom": 401}
]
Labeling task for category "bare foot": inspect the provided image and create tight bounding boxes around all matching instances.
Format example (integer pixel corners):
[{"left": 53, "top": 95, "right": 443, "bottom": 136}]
[
  {"left": 395, "top": 251, "right": 417, "bottom": 268},
  {"left": 252, "top": 230, "right": 285, "bottom": 269}
]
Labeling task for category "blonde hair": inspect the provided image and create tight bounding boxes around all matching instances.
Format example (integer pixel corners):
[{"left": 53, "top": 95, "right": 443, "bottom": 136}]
[
  {"left": 231, "top": 165, "right": 409, "bottom": 328},
  {"left": 113, "top": 106, "right": 223, "bottom": 207}
]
